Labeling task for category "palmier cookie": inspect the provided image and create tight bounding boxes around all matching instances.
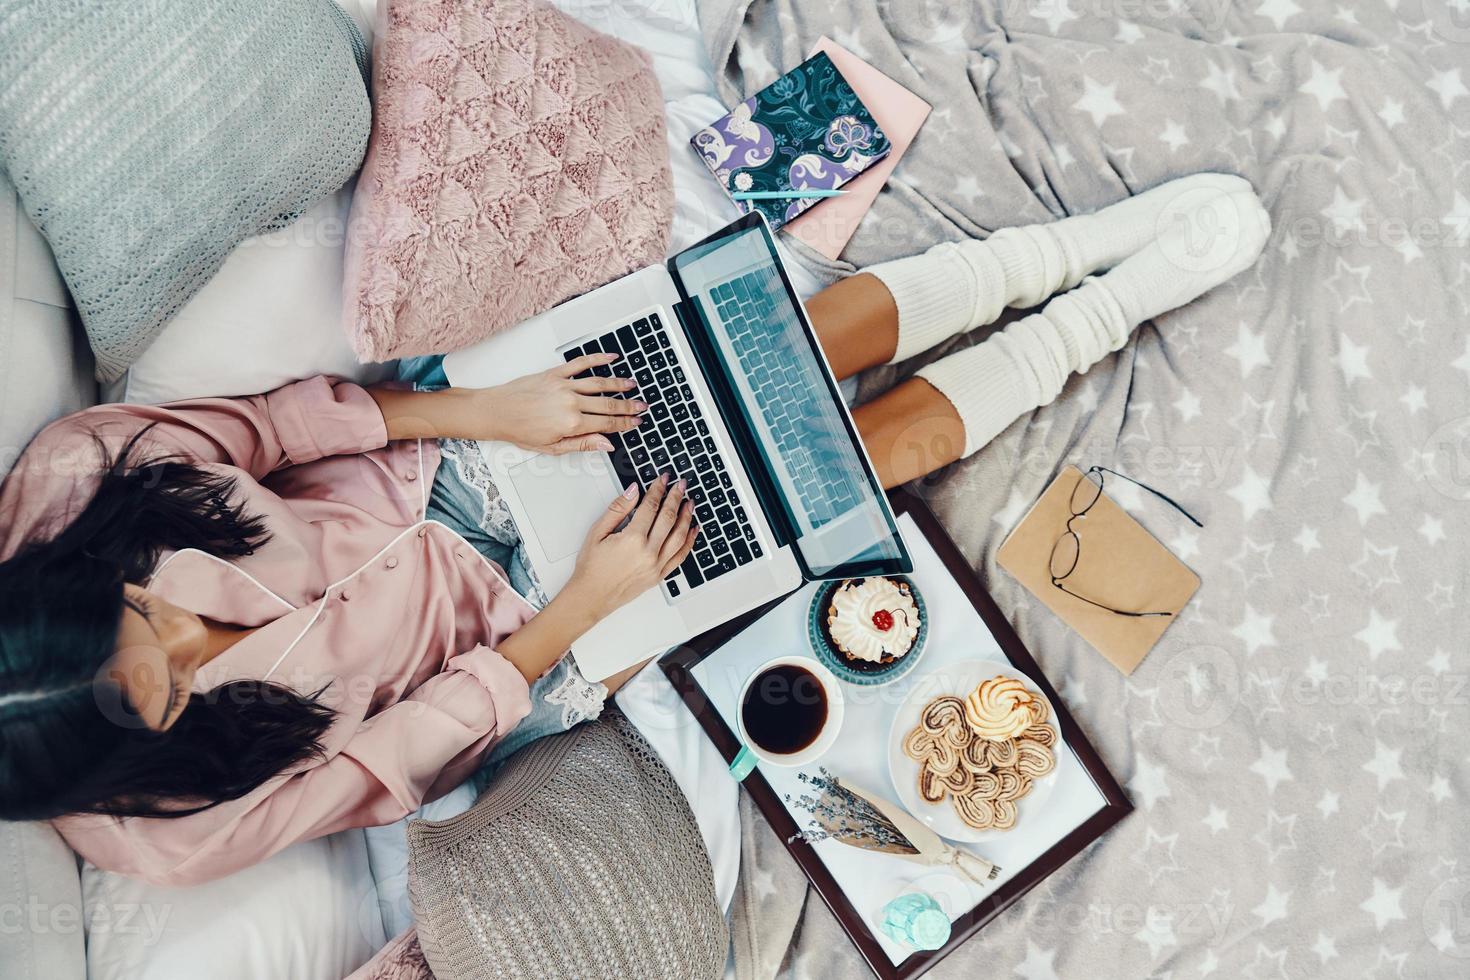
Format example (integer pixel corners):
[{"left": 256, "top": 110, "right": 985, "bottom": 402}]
[
  {"left": 1021, "top": 723, "right": 1057, "bottom": 747},
  {"left": 969, "top": 770, "right": 1002, "bottom": 800},
  {"left": 917, "top": 761, "right": 947, "bottom": 804},
  {"left": 961, "top": 738, "right": 993, "bottom": 773},
  {"left": 994, "top": 769, "right": 1024, "bottom": 801},
  {"left": 940, "top": 764, "right": 974, "bottom": 795},
  {"left": 903, "top": 726, "right": 937, "bottom": 762},
  {"left": 997, "top": 769, "right": 1034, "bottom": 802},
  {"left": 925, "top": 736, "right": 961, "bottom": 776},
  {"left": 965, "top": 677, "right": 1045, "bottom": 741},
  {"left": 1015, "top": 739, "right": 1056, "bottom": 779},
  {"left": 942, "top": 720, "right": 973, "bottom": 750},
  {"left": 989, "top": 798, "right": 1018, "bottom": 831},
  {"left": 920, "top": 696, "right": 969, "bottom": 748},
  {"left": 986, "top": 737, "right": 1019, "bottom": 768},
  {"left": 952, "top": 793, "right": 997, "bottom": 830}
]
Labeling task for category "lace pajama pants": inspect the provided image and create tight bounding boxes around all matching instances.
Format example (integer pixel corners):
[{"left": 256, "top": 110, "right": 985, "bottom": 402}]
[{"left": 398, "top": 356, "right": 608, "bottom": 782}]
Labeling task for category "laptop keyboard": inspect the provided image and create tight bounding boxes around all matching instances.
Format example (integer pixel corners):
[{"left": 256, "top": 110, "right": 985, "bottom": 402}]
[
  {"left": 712, "top": 267, "right": 864, "bottom": 528},
  {"left": 563, "top": 312, "right": 763, "bottom": 598}
]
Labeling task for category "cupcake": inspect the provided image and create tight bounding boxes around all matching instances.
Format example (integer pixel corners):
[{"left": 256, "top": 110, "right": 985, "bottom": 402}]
[{"left": 824, "top": 577, "right": 922, "bottom": 665}]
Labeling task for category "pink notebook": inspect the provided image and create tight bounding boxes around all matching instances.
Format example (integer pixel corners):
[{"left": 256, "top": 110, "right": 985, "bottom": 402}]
[{"left": 784, "top": 39, "right": 931, "bottom": 260}]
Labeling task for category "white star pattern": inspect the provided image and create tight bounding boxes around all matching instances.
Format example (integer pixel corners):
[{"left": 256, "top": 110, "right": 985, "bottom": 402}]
[
  {"left": 1233, "top": 604, "right": 1277, "bottom": 654},
  {"left": 1398, "top": 385, "right": 1426, "bottom": 415},
  {"left": 1115, "top": 20, "right": 1144, "bottom": 44},
  {"left": 1256, "top": 0, "right": 1303, "bottom": 29},
  {"left": 1225, "top": 322, "right": 1271, "bottom": 376},
  {"left": 1250, "top": 740, "right": 1293, "bottom": 794},
  {"left": 1359, "top": 878, "right": 1405, "bottom": 931},
  {"left": 1013, "top": 940, "right": 1061, "bottom": 980},
  {"left": 1202, "top": 60, "right": 1242, "bottom": 102},
  {"left": 1229, "top": 465, "right": 1273, "bottom": 521},
  {"left": 1354, "top": 608, "right": 1401, "bottom": 660},
  {"left": 1129, "top": 752, "right": 1172, "bottom": 810},
  {"left": 1321, "top": 187, "right": 1366, "bottom": 235},
  {"left": 1317, "top": 791, "right": 1340, "bottom": 819},
  {"left": 1159, "top": 118, "right": 1190, "bottom": 152},
  {"left": 1074, "top": 76, "right": 1123, "bottom": 126},
  {"left": 993, "top": 486, "right": 1030, "bottom": 530},
  {"left": 1342, "top": 473, "right": 1385, "bottom": 526},
  {"left": 1335, "top": 334, "right": 1371, "bottom": 382},
  {"left": 1031, "top": 0, "right": 1078, "bottom": 35},
  {"left": 1252, "top": 883, "right": 1291, "bottom": 926},
  {"left": 1300, "top": 59, "right": 1347, "bottom": 110},
  {"left": 1427, "top": 67, "right": 1468, "bottom": 109},
  {"left": 1362, "top": 739, "right": 1404, "bottom": 790}
]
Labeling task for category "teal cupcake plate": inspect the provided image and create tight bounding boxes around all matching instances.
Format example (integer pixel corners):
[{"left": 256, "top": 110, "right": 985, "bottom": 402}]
[{"left": 807, "top": 576, "right": 928, "bottom": 686}]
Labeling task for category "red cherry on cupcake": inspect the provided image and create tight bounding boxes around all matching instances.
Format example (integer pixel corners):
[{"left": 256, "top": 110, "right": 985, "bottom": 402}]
[{"left": 872, "top": 609, "right": 894, "bottom": 632}]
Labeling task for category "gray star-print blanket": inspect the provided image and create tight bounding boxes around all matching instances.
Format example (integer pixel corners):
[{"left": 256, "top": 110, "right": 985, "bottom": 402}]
[{"left": 698, "top": 1, "right": 1469, "bottom": 977}]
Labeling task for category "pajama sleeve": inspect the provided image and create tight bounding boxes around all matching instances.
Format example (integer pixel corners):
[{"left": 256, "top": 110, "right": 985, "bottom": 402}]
[{"left": 0, "top": 376, "right": 389, "bottom": 558}]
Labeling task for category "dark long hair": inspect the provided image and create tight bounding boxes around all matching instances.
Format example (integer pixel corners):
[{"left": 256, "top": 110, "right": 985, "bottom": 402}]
[{"left": 0, "top": 429, "right": 336, "bottom": 821}]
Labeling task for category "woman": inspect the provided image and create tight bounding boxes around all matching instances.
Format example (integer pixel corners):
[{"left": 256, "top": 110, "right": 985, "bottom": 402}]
[{"left": 0, "top": 174, "right": 1266, "bottom": 886}]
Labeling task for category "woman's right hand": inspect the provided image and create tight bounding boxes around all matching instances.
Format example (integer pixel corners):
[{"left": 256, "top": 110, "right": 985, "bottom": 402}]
[{"left": 561, "top": 475, "right": 699, "bottom": 622}]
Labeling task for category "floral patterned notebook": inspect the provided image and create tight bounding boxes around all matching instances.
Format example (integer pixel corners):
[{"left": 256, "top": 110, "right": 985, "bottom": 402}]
[{"left": 690, "top": 51, "right": 892, "bottom": 231}]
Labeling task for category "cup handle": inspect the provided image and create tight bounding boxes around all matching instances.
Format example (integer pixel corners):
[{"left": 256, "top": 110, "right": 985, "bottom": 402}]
[{"left": 728, "top": 745, "right": 758, "bottom": 781}]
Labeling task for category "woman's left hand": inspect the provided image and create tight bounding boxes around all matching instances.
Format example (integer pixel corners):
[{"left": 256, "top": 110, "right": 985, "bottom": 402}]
[{"left": 477, "top": 354, "right": 647, "bottom": 454}]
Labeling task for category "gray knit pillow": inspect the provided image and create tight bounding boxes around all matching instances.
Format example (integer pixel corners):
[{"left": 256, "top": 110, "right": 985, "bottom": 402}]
[
  {"left": 0, "top": 0, "right": 371, "bottom": 381},
  {"left": 407, "top": 713, "right": 727, "bottom": 980}
]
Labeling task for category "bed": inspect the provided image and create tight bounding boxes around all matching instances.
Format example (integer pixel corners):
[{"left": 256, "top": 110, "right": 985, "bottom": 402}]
[
  {"left": 696, "top": 1, "right": 1470, "bottom": 977},
  {"left": 2, "top": 0, "right": 1464, "bottom": 978}
]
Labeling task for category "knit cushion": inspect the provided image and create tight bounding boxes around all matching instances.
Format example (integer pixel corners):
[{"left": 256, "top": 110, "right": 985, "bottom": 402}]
[
  {"left": 0, "top": 0, "right": 372, "bottom": 382},
  {"left": 342, "top": 0, "right": 673, "bottom": 362}
]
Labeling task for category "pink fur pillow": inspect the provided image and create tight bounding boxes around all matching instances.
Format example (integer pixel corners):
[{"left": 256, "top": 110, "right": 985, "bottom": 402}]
[{"left": 343, "top": 0, "right": 673, "bottom": 361}]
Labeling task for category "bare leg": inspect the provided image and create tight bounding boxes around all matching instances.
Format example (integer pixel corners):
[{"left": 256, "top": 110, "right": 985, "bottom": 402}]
[
  {"left": 807, "top": 273, "right": 965, "bottom": 488},
  {"left": 804, "top": 273, "right": 901, "bottom": 377}
]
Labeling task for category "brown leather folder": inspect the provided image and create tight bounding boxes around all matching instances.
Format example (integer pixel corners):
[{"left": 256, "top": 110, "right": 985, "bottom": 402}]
[{"left": 997, "top": 465, "right": 1200, "bottom": 675}]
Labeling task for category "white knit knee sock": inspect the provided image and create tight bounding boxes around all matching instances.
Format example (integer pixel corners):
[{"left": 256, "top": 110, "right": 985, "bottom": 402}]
[
  {"left": 917, "top": 188, "right": 1271, "bottom": 457},
  {"left": 869, "top": 172, "right": 1251, "bottom": 363}
]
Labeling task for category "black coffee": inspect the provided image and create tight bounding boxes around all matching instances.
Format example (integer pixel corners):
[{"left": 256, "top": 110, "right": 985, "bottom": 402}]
[{"left": 741, "top": 664, "right": 828, "bottom": 755}]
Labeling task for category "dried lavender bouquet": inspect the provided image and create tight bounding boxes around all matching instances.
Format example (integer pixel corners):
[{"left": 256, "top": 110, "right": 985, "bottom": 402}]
[
  {"left": 785, "top": 768, "right": 1000, "bottom": 882},
  {"left": 785, "top": 768, "right": 916, "bottom": 852}
]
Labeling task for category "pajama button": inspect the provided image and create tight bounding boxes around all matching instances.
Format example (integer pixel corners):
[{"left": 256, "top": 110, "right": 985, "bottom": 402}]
[
  {"left": 418, "top": 527, "right": 429, "bottom": 538},
  {"left": 385, "top": 557, "right": 399, "bottom": 569},
  {"left": 339, "top": 590, "right": 351, "bottom": 601},
  {"left": 405, "top": 470, "right": 418, "bottom": 481}
]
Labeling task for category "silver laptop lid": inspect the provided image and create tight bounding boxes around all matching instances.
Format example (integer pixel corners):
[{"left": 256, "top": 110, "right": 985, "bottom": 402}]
[{"left": 667, "top": 213, "right": 910, "bottom": 580}]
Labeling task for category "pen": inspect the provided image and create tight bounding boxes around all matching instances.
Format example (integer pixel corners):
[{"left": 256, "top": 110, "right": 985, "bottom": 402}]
[{"left": 731, "top": 189, "right": 848, "bottom": 200}]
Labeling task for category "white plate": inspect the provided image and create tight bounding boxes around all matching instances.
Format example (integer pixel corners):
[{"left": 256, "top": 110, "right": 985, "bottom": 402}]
[{"left": 887, "top": 660, "right": 1066, "bottom": 843}]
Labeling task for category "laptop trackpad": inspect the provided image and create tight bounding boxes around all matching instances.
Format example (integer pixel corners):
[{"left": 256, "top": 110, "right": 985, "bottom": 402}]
[{"left": 507, "top": 457, "right": 610, "bottom": 562}]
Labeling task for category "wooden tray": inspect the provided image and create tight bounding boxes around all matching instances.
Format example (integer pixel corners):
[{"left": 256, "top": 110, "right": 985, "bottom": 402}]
[{"left": 660, "top": 489, "right": 1132, "bottom": 980}]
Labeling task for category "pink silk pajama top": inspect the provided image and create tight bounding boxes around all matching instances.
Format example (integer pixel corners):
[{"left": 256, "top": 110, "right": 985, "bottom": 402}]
[{"left": 0, "top": 377, "right": 537, "bottom": 887}]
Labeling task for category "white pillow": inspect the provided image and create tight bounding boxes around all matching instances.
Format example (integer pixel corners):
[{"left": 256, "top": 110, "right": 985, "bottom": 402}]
[
  {"left": 106, "top": 180, "right": 391, "bottom": 404},
  {"left": 0, "top": 171, "right": 96, "bottom": 482},
  {"left": 83, "top": 831, "right": 385, "bottom": 980}
]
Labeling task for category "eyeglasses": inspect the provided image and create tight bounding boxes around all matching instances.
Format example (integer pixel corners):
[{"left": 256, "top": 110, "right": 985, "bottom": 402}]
[{"left": 1049, "top": 466, "right": 1203, "bottom": 618}]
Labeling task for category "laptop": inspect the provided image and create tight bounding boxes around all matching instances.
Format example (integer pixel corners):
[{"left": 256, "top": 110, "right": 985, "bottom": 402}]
[{"left": 443, "top": 213, "right": 910, "bottom": 681}]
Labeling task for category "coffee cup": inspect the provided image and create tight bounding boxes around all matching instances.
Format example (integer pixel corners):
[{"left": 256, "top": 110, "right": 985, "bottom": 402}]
[{"left": 735, "top": 655, "right": 845, "bottom": 768}]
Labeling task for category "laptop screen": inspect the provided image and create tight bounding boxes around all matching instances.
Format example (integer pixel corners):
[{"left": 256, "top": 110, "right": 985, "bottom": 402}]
[{"left": 671, "top": 217, "right": 909, "bottom": 579}]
